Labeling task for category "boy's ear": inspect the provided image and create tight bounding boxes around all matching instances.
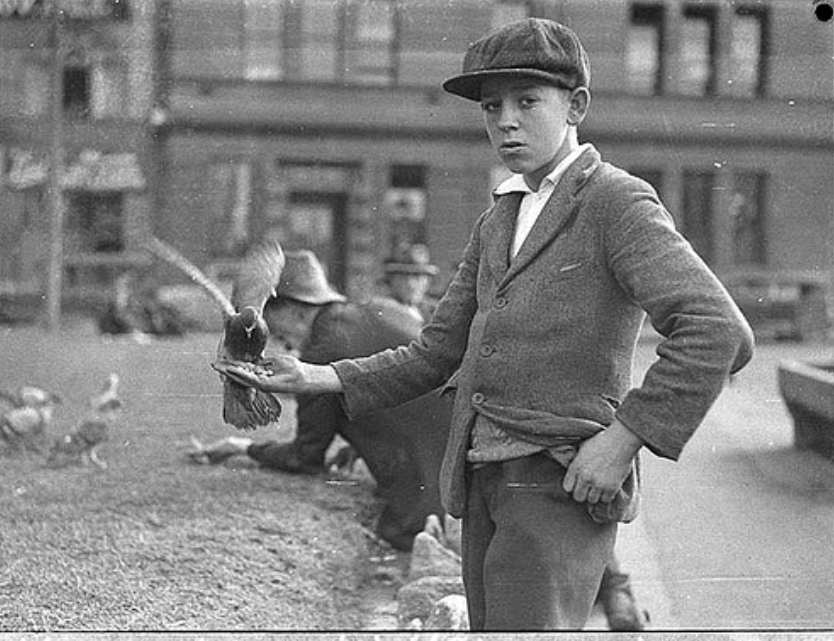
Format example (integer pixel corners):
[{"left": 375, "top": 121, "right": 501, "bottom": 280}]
[{"left": 567, "top": 87, "right": 590, "bottom": 126}]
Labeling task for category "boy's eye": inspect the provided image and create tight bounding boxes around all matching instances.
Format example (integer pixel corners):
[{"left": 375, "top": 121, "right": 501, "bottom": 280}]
[
  {"left": 519, "top": 96, "right": 539, "bottom": 108},
  {"left": 480, "top": 101, "right": 500, "bottom": 113}
]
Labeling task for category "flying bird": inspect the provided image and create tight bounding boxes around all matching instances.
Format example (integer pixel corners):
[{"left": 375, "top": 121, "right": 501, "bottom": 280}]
[{"left": 143, "top": 236, "right": 285, "bottom": 430}]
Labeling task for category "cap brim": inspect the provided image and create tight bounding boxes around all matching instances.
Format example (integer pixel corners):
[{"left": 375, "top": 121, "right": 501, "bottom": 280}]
[{"left": 442, "top": 68, "right": 575, "bottom": 101}]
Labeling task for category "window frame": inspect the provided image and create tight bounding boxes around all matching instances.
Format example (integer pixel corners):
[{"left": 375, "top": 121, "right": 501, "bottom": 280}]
[
  {"left": 680, "top": 3, "right": 719, "bottom": 97},
  {"left": 628, "top": 3, "right": 666, "bottom": 96}
]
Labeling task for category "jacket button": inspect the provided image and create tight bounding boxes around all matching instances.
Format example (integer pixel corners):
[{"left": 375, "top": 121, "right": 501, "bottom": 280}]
[
  {"left": 471, "top": 393, "right": 485, "bottom": 406},
  {"left": 494, "top": 297, "right": 507, "bottom": 309},
  {"left": 479, "top": 344, "right": 495, "bottom": 357}
]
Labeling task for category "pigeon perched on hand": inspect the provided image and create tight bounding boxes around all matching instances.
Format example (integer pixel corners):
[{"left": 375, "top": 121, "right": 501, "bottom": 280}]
[{"left": 144, "top": 236, "right": 285, "bottom": 430}]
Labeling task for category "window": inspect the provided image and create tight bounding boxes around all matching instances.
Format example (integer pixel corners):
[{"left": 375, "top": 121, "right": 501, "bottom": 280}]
[
  {"left": 343, "top": 0, "right": 398, "bottom": 85},
  {"left": 23, "top": 60, "right": 49, "bottom": 117},
  {"left": 241, "top": 0, "right": 398, "bottom": 85},
  {"left": 206, "top": 162, "right": 252, "bottom": 258},
  {"left": 730, "top": 171, "right": 767, "bottom": 266},
  {"left": 66, "top": 192, "right": 125, "bottom": 254},
  {"left": 63, "top": 66, "right": 90, "bottom": 120},
  {"left": 244, "top": 0, "right": 285, "bottom": 80},
  {"left": 628, "top": 4, "right": 665, "bottom": 95},
  {"left": 90, "top": 60, "right": 127, "bottom": 119},
  {"left": 385, "top": 164, "right": 427, "bottom": 250},
  {"left": 492, "top": 0, "right": 529, "bottom": 30},
  {"left": 681, "top": 169, "right": 716, "bottom": 264},
  {"left": 727, "top": 6, "right": 768, "bottom": 97},
  {"left": 299, "top": 0, "right": 340, "bottom": 82},
  {"left": 680, "top": 4, "right": 718, "bottom": 97}
]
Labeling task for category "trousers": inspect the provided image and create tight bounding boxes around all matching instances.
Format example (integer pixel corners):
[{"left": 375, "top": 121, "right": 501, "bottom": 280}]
[{"left": 462, "top": 452, "right": 617, "bottom": 630}]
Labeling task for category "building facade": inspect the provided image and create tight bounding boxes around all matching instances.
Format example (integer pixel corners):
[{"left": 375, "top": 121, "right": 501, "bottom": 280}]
[{"left": 1, "top": 0, "right": 832, "bottom": 320}]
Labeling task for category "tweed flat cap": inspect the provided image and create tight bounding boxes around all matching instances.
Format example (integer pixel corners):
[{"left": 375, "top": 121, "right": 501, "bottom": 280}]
[{"left": 442, "top": 18, "right": 590, "bottom": 101}]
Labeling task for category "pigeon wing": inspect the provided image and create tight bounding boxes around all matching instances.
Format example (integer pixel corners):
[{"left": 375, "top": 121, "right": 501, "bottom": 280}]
[
  {"left": 143, "top": 236, "right": 236, "bottom": 318},
  {"left": 230, "top": 239, "right": 285, "bottom": 313}
]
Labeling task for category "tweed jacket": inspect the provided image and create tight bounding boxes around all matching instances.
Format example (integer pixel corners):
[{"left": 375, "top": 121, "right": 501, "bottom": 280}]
[{"left": 334, "top": 145, "right": 754, "bottom": 518}]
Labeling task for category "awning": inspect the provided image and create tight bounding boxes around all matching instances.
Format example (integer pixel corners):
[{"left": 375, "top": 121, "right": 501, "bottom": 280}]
[{"left": 6, "top": 147, "right": 146, "bottom": 191}]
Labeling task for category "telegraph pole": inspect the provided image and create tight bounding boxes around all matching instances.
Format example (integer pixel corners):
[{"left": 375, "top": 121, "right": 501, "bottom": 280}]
[{"left": 45, "top": 7, "right": 65, "bottom": 331}]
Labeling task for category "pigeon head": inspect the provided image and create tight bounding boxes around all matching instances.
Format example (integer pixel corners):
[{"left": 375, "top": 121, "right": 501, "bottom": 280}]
[{"left": 239, "top": 306, "right": 260, "bottom": 334}]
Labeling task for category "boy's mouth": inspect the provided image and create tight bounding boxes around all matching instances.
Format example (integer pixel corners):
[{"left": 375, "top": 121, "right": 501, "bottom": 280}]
[{"left": 500, "top": 141, "right": 525, "bottom": 150}]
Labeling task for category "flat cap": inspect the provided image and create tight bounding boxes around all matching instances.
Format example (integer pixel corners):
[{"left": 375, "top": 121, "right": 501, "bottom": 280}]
[{"left": 442, "top": 18, "right": 590, "bottom": 101}]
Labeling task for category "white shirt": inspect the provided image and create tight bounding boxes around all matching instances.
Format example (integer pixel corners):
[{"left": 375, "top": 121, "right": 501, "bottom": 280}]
[{"left": 494, "top": 143, "right": 591, "bottom": 257}]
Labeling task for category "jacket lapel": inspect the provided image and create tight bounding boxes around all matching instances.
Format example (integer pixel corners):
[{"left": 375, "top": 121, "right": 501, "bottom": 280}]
[
  {"left": 481, "top": 191, "right": 523, "bottom": 283},
  {"left": 504, "top": 147, "right": 601, "bottom": 283}
]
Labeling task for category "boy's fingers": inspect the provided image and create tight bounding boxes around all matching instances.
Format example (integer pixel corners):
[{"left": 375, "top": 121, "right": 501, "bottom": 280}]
[
  {"left": 223, "top": 366, "right": 258, "bottom": 386},
  {"left": 562, "top": 467, "right": 577, "bottom": 493}
]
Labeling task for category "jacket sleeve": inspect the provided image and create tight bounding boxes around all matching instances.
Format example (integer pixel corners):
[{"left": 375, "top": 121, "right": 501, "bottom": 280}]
[
  {"left": 601, "top": 176, "right": 755, "bottom": 459},
  {"left": 331, "top": 214, "right": 485, "bottom": 419}
]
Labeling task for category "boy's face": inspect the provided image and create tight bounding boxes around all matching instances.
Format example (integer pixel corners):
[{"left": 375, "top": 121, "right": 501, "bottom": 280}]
[{"left": 480, "top": 78, "right": 582, "bottom": 190}]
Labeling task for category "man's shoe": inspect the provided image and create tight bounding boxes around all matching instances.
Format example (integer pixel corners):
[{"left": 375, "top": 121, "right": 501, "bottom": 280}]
[{"left": 600, "top": 587, "right": 649, "bottom": 632}]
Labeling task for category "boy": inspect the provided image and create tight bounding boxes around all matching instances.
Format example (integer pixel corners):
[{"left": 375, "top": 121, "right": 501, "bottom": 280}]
[{"left": 224, "top": 18, "right": 753, "bottom": 630}]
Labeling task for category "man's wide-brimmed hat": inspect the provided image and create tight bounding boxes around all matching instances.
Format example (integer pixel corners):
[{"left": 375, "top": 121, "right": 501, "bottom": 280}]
[
  {"left": 442, "top": 18, "right": 590, "bottom": 102},
  {"left": 275, "top": 250, "right": 346, "bottom": 305},
  {"left": 384, "top": 244, "right": 439, "bottom": 277}
]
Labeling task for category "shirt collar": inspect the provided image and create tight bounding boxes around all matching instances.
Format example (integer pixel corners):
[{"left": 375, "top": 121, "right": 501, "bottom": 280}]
[{"left": 494, "top": 143, "right": 592, "bottom": 197}]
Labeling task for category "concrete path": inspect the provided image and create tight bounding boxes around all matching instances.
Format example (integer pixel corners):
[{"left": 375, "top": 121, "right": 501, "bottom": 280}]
[{"left": 608, "top": 337, "right": 834, "bottom": 632}]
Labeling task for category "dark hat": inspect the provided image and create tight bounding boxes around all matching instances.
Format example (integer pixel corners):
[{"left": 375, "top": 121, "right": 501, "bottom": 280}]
[
  {"left": 275, "top": 250, "right": 346, "bottom": 305},
  {"left": 442, "top": 18, "right": 590, "bottom": 102},
  {"left": 384, "top": 244, "right": 439, "bottom": 277}
]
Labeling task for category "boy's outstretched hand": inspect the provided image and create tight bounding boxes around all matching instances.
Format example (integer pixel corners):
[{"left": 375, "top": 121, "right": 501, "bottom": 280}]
[{"left": 213, "top": 354, "right": 343, "bottom": 395}]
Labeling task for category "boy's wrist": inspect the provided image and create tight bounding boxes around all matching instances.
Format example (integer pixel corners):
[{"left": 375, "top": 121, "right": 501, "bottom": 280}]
[
  {"left": 299, "top": 363, "right": 343, "bottom": 394},
  {"left": 606, "top": 419, "right": 645, "bottom": 460}
]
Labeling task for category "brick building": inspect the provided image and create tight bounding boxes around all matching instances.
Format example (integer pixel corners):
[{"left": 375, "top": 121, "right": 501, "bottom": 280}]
[{"left": 1, "top": 0, "right": 832, "bottom": 325}]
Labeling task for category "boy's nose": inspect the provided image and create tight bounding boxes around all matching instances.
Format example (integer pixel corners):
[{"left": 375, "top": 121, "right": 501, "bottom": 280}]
[{"left": 497, "top": 107, "right": 520, "bottom": 130}]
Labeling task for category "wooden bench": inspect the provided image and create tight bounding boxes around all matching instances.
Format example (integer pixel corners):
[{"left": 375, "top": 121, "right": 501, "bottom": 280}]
[{"left": 722, "top": 271, "right": 830, "bottom": 342}]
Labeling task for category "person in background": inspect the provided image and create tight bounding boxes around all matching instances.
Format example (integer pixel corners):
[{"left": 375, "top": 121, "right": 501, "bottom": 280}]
[
  {"left": 190, "top": 250, "right": 451, "bottom": 551},
  {"left": 380, "top": 243, "right": 440, "bottom": 323},
  {"left": 223, "top": 18, "right": 753, "bottom": 631},
  {"left": 98, "top": 269, "right": 186, "bottom": 339}
]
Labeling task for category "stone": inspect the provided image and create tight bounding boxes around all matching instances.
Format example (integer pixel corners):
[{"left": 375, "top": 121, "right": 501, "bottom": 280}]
[
  {"left": 425, "top": 594, "right": 469, "bottom": 631},
  {"left": 422, "top": 513, "right": 462, "bottom": 556},
  {"left": 396, "top": 575, "right": 465, "bottom": 626},
  {"left": 408, "top": 531, "right": 462, "bottom": 582}
]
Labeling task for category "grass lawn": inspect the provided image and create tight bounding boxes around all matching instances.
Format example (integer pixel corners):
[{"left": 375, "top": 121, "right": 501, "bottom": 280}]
[{"left": 0, "top": 321, "right": 378, "bottom": 631}]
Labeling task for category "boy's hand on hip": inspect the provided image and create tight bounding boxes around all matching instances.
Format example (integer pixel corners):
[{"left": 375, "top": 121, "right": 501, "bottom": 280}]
[{"left": 562, "top": 419, "right": 643, "bottom": 505}]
